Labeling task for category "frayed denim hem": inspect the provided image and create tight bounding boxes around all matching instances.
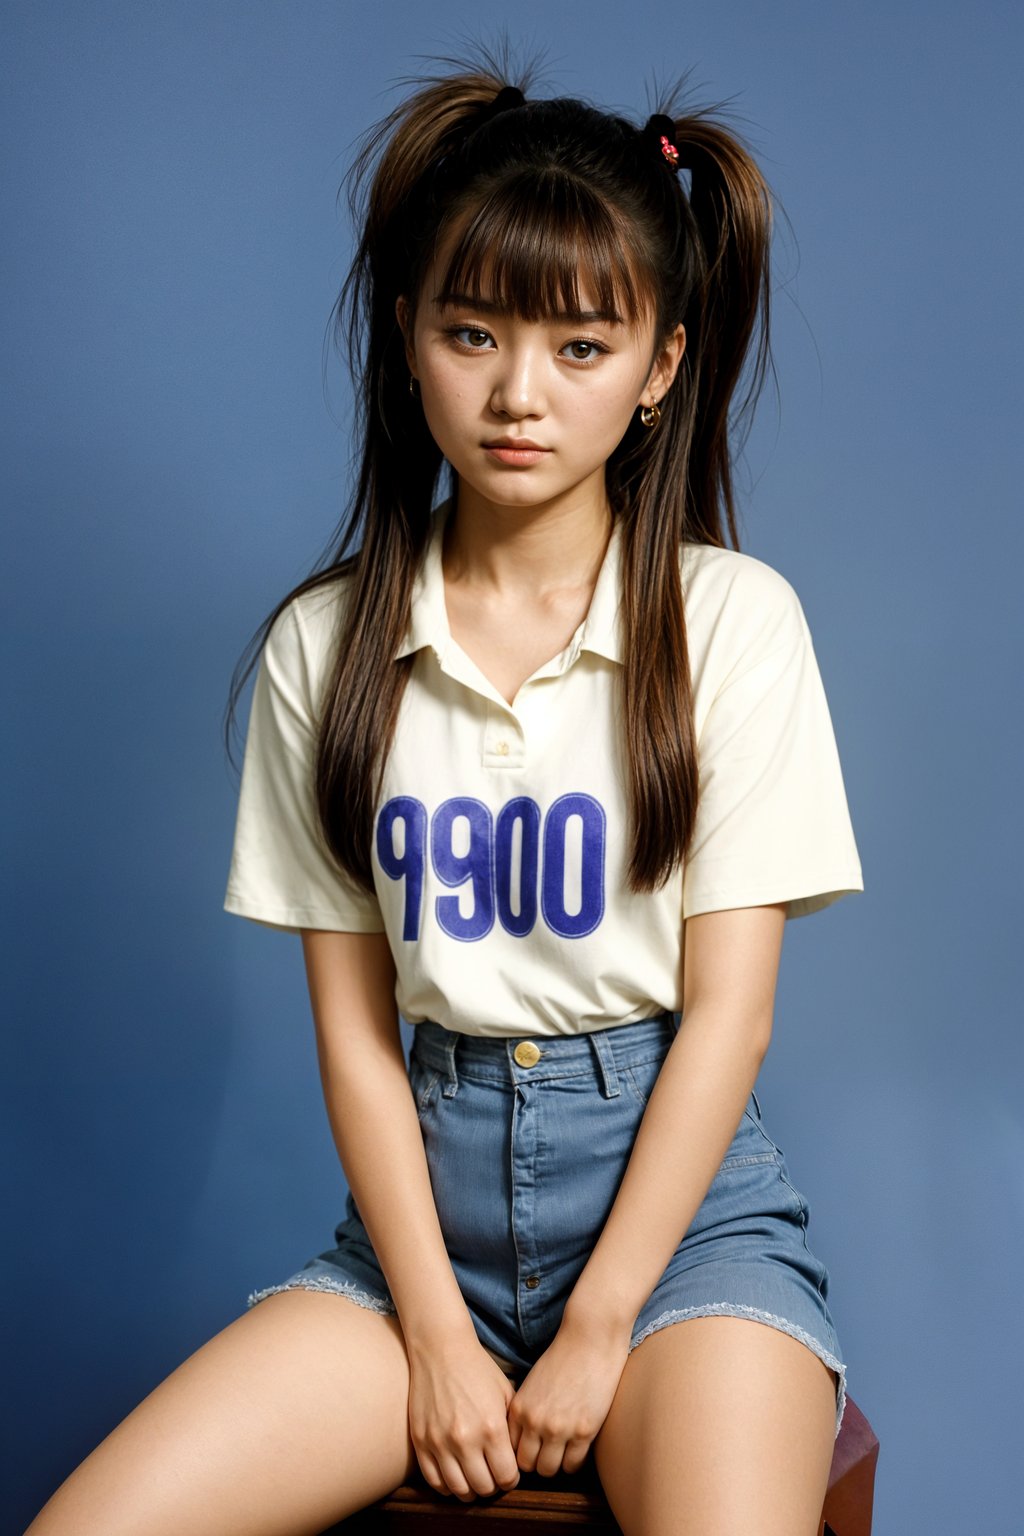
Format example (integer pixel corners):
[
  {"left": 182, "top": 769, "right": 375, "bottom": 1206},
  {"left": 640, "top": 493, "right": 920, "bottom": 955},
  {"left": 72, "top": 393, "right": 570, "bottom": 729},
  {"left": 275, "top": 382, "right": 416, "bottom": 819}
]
[
  {"left": 247, "top": 1274, "right": 397, "bottom": 1317},
  {"left": 628, "top": 1301, "right": 848, "bottom": 1441}
]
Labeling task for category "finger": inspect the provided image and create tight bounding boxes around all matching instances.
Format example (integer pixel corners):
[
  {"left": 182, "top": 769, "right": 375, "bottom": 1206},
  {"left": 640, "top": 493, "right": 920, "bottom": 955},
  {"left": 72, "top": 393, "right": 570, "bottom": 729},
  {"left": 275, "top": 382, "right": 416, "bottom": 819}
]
[
  {"left": 438, "top": 1450, "right": 476, "bottom": 1503},
  {"left": 535, "top": 1436, "right": 569, "bottom": 1479},
  {"left": 417, "top": 1447, "right": 450, "bottom": 1498},
  {"left": 515, "top": 1427, "right": 542, "bottom": 1473},
  {"left": 460, "top": 1449, "right": 503, "bottom": 1499},
  {"left": 484, "top": 1438, "right": 521, "bottom": 1492},
  {"left": 562, "top": 1435, "right": 594, "bottom": 1476}
]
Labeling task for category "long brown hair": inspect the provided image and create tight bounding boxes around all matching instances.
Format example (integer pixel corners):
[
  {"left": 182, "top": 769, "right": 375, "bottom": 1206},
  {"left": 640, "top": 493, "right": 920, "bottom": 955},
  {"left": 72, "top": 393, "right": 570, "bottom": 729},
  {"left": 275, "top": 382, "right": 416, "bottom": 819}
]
[{"left": 223, "top": 36, "right": 776, "bottom": 900}]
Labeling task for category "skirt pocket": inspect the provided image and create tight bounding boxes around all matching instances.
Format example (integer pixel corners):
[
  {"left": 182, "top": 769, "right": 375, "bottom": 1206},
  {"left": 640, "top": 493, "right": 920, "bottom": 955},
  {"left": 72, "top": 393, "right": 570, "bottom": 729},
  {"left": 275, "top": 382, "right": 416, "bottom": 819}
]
[
  {"left": 408, "top": 1050, "right": 443, "bottom": 1120},
  {"left": 622, "top": 1049, "right": 672, "bottom": 1109}
]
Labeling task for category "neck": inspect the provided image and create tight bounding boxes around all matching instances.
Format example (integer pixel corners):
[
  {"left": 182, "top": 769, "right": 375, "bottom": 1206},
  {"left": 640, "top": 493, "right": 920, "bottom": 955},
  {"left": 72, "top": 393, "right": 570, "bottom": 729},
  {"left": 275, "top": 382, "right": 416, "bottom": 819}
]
[{"left": 442, "top": 483, "right": 615, "bottom": 603}]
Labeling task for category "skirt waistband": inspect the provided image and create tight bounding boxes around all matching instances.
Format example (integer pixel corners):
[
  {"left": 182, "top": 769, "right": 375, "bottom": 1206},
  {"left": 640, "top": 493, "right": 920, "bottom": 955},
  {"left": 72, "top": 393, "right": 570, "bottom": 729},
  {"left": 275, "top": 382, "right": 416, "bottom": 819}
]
[{"left": 410, "top": 1011, "right": 679, "bottom": 1100}]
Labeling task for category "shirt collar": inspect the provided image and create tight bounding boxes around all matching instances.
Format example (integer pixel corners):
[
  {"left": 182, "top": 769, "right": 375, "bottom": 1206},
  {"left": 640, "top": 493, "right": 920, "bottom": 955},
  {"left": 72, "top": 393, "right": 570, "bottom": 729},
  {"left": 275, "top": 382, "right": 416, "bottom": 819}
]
[{"left": 393, "top": 496, "right": 624, "bottom": 666}]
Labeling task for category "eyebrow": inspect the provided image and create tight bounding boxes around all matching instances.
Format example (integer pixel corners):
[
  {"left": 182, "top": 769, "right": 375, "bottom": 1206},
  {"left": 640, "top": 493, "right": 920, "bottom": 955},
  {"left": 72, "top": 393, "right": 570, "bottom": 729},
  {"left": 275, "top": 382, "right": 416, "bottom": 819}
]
[{"left": 433, "top": 292, "right": 624, "bottom": 325}]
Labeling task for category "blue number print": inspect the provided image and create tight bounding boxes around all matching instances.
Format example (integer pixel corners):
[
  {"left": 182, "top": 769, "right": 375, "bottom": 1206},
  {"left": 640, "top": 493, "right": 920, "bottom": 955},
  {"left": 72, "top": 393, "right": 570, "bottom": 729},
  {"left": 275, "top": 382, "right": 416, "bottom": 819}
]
[
  {"left": 376, "top": 796, "right": 427, "bottom": 942},
  {"left": 376, "top": 792, "right": 607, "bottom": 941},
  {"left": 542, "top": 793, "right": 606, "bottom": 938},
  {"left": 432, "top": 797, "right": 495, "bottom": 941},
  {"left": 495, "top": 797, "right": 541, "bottom": 937}
]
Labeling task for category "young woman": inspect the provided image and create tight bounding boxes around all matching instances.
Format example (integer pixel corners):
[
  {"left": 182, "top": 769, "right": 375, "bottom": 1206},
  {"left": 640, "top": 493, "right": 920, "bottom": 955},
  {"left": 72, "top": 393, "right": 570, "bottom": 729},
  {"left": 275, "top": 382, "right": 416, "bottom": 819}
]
[{"left": 27, "top": 46, "right": 864, "bottom": 1536}]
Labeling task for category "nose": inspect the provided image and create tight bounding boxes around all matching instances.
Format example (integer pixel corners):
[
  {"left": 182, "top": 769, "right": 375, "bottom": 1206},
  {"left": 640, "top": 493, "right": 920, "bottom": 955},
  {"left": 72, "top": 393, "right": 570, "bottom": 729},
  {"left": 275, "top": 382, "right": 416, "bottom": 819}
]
[{"left": 488, "top": 343, "right": 547, "bottom": 419}]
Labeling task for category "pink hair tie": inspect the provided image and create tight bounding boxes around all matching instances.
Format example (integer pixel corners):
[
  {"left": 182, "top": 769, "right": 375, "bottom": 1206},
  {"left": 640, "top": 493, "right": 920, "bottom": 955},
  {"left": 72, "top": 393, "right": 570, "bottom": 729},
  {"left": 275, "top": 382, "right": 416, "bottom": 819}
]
[
  {"left": 644, "top": 113, "right": 685, "bottom": 176},
  {"left": 659, "top": 133, "right": 680, "bottom": 168}
]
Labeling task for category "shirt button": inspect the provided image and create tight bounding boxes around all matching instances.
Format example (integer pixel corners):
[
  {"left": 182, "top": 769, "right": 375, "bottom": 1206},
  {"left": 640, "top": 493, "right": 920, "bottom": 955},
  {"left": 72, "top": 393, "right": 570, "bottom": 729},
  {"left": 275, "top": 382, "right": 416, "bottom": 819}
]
[
  {"left": 524, "top": 1275, "right": 541, "bottom": 1289},
  {"left": 495, "top": 740, "right": 510, "bottom": 755},
  {"left": 513, "top": 1041, "right": 542, "bottom": 1068}
]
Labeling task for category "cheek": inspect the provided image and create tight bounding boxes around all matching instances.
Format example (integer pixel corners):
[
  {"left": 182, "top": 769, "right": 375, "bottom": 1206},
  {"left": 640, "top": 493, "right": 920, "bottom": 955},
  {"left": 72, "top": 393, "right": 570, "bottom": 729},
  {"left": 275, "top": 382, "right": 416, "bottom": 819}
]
[
  {"left": 566, "top": 353, "right": 650, "bottom": 435},
  {"left": 417, "top": 361, "right": 468, "bottom": 425},
  {"left": 564, "top": 385, "right": 639, "bottom": 446},
  {"left": 421, "top": 355, "right": 475, "bottom": 415},
  {"left": 419, "top": 388, "right": 478, "bottom": 467}
]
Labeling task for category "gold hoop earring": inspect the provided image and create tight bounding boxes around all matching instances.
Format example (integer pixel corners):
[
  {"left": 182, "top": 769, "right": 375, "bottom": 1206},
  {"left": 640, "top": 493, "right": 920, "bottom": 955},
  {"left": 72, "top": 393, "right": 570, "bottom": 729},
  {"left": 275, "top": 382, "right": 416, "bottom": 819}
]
[
  {"left": 409, "top": 374, "right": 420, "bottom": 398},
  {"left": 639, "top": 400, "right": 661, "bottom": 429}
]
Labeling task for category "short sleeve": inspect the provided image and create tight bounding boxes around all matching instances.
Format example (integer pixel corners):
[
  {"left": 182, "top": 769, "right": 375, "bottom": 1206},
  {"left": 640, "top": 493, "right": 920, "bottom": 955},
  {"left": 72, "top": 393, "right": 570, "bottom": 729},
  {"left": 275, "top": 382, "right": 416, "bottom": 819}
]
[
  {"left": 223, "top": 595, "right": 386, "bottom": 934},
  {"left": 682, "top": 577, "right": 864, "bottom": 921}
]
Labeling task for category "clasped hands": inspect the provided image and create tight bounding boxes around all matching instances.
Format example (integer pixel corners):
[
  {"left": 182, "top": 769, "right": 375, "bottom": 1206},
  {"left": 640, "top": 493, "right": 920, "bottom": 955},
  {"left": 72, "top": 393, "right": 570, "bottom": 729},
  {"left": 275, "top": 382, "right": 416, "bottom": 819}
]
[{"left": 407, "top": 1309, "right": 632, "bottom": 1503}]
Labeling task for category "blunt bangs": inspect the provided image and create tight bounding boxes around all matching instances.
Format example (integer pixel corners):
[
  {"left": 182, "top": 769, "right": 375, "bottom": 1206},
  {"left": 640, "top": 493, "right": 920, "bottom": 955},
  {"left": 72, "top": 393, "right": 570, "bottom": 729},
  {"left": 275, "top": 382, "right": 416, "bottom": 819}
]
[{"left": 432, "top": 170, "right": 656, "bottom": 330}]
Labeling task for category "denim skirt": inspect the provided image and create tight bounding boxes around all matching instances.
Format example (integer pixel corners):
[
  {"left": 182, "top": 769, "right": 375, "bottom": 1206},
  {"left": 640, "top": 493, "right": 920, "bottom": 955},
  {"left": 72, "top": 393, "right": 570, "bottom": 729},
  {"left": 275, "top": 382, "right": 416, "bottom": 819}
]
[{"left": 248, "top": 1010, "right": 848, "bottom": 1439}]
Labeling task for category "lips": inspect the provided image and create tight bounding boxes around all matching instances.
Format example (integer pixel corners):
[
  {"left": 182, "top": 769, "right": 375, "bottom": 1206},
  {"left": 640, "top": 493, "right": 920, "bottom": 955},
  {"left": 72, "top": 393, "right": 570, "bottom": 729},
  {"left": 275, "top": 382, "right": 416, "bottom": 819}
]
[
  {"left": 483, "top": 442, "right": 551, "bottom": 466},
  {"left": 483, "top": 439, "right": 549, "bottom": 450}
]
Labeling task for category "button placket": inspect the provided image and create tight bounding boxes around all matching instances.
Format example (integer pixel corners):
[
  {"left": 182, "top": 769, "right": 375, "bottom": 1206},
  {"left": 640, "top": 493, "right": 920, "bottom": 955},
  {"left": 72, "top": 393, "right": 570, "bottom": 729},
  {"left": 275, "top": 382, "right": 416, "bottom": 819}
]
[
  {"left": 483, "top": 699, "right": 526, "bottom": 769},
  {"left": 508, "top": 1049, "right": 544, "bottom": 1344}
]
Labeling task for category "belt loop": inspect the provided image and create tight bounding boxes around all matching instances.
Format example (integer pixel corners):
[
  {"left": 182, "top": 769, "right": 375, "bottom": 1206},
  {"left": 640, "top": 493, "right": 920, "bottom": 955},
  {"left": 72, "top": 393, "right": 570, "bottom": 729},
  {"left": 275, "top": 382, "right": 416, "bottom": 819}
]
[
  {"left": 441, "top": 1030, "right": 460, "bottom": 1097},
  {"left": 587, "top": 1028, "right": 620, "bottom": 1099}
]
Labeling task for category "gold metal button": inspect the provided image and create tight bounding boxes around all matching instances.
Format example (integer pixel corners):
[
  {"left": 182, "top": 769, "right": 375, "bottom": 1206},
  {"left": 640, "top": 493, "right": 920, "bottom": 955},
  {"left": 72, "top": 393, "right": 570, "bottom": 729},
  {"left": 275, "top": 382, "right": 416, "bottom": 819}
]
[
  {"left": 524, "top": 1275, "right": 541, "bottom": 1289},
  {"left": 513, "top": 1040, "right": 542, "bottom": 1067}
]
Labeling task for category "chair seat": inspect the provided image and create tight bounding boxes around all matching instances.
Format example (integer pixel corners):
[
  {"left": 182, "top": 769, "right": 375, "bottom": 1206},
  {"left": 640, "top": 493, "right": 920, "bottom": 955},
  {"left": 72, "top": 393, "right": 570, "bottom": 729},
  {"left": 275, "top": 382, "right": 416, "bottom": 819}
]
[{"left": 331, "top": 1394, "right": 878, "bottom": 1534}]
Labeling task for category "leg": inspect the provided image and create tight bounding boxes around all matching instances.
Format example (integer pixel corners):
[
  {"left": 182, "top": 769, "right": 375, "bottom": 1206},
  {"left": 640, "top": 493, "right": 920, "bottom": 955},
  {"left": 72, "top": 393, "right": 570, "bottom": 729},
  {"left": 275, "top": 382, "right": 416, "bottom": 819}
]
[
  {"left": 24, "top": 1289, "right": 419, "bottom": 1536},
  {"left": 592, "top": 1315, "right": 837, "bottom": 1536}
]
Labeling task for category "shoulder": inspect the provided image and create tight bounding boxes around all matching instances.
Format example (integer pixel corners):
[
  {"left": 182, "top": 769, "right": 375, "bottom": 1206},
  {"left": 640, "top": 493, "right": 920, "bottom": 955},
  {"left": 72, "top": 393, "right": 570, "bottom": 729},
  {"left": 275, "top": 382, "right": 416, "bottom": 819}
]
[
  {"left": 680, "top": 540, "right": 803, "bottom": 619},
  {"left": 262, "top": 570, "right": 358, "bottom": 706},
  {"left": 679, "top": 542, "right": 809, "bottom": 689},
  {"left": 280, "top": 570, "right": 355, "bottom": 641}
]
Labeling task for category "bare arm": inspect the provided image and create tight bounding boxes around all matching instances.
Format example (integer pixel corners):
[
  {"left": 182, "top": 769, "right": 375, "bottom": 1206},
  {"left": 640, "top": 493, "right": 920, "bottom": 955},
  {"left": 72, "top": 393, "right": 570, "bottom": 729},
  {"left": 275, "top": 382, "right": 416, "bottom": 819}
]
[
  {"left": 300, "top": 928, "right": 522, "bottom": 1500},
  {"left": 299, "top": 927, "right": 478, "bottom": 1358},
  {"left": 562, "top": 902, "right": 787, "bottom": 1335}
]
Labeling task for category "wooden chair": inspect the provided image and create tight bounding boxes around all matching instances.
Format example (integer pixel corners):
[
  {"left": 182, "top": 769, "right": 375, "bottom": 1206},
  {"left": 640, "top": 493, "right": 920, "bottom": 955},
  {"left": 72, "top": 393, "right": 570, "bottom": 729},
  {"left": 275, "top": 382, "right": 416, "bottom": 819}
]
[{"left": 331, "top": 1393, "right": 878, "bottom": 1533}]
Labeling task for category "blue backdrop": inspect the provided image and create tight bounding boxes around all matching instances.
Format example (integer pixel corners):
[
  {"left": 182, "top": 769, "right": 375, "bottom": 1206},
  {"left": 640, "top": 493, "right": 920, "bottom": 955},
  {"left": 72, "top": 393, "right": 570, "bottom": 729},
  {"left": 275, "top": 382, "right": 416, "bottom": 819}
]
[{"left": 4, "top": 3, "right": 1020, "bottom": 1532}]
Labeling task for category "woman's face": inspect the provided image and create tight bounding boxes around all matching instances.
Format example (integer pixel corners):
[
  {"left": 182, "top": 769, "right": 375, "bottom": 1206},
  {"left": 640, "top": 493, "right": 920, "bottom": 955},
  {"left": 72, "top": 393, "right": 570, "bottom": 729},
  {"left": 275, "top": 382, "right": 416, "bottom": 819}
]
[{"left": 396, "top": 218, "right": 685, "bottom": 515}]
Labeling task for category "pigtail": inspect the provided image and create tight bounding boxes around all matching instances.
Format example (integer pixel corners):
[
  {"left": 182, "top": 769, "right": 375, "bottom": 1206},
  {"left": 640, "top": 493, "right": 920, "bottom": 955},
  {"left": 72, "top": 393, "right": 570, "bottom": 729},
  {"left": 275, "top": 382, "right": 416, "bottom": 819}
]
[
  {"left": 223, "top": 61, "right": 538, "bottom": 900},
  {"left": 338, "top": 68, "right": 528, "bottom": 522},
  {"left": 317, "top": 70, "right": 540, "bottom": 896},
  {"left": 669, "top": 111, "right": 774, "bottom": 549},
  {"left": 614, "top": 96, "right": 775, "bottom": 891}
]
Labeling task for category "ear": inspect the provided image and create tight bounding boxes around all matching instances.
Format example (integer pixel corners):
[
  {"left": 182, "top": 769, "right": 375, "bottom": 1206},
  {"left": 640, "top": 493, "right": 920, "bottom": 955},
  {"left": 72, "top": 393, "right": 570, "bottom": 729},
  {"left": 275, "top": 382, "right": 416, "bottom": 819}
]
[
  {"left": 643, "top": 322, "right": 686, "bottom": 407},
  {"left": 395, "top": 294, "right": 417, "bottom": 374}
]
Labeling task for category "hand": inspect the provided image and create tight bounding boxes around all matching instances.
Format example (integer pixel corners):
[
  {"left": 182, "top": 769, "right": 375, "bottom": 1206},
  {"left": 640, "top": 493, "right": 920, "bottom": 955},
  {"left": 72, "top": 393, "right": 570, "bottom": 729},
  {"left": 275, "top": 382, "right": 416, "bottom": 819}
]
[
  {"left": 506, "top": 1313, "right": 633, "bottom": 1478},
  {"left": 406, "top": 1334, "right": 523, "bottom": 1502}
]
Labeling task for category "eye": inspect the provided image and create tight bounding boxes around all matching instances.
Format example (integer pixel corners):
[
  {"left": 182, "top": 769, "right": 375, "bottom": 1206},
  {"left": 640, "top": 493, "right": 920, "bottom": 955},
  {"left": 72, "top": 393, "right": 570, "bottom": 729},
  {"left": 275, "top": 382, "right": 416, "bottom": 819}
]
[
  {"left": 560, "top": 338, "right": 609, "bottom": 366},
  {"left": 444, "top": 325, "right": 495, "bottom": 351},
  {"left": 443, "top": 325, "right": 610, "bottom": 367}
]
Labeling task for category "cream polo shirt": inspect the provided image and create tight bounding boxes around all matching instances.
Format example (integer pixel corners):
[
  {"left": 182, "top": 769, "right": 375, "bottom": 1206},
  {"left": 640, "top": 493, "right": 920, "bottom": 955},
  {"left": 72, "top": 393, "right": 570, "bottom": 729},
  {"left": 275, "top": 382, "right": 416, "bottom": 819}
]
[{"left": 223, "top": 495, "right": 864, "bottom": 1037}]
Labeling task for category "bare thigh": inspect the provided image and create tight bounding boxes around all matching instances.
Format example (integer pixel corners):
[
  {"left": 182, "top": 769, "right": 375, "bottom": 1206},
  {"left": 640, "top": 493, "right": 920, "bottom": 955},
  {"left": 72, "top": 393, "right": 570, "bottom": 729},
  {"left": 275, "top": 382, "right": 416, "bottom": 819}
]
[
  {"left": 25, "top": 1290, "right": 418, "bottom": 1536},
  {"left": 592, "top": 1315, "right": 837, "bottom": 1536}
]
